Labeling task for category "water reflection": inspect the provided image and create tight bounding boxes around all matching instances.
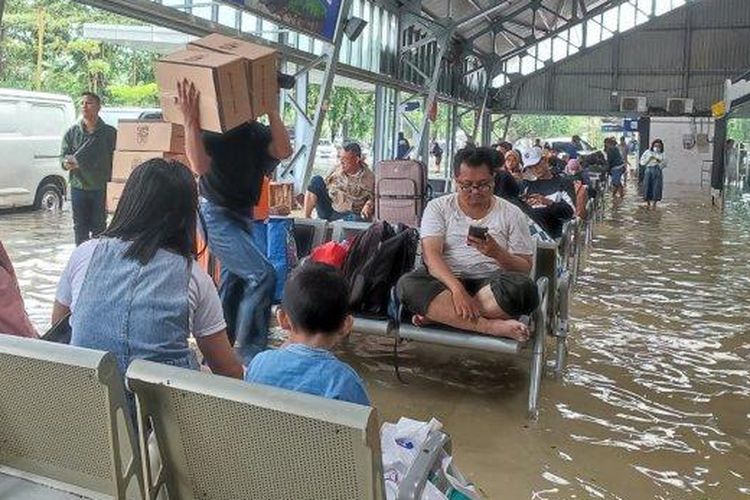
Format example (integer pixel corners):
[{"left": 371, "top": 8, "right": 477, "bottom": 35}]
[{"left": 1, "top": 189, "right": 749, "bottom": 498}]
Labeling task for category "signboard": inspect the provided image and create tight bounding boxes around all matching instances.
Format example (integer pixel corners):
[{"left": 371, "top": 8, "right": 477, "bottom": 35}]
[
  {"left": 711, "top": 100, "right": 726, "bottom": 119},
  {"left": 222, "top": 0, "right": 344, "bottom": 42}
]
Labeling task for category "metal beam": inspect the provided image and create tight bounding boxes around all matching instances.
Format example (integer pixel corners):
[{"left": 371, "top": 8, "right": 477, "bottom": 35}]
[
  {"left": 409, "top": 27, "right": 455, "bottom": 162},
  {"left": 455, "top": 0, "right": 513, "bottom": 30},
  {"left": 297, "top": 0, "right": 353, "bottom": 192},
  {"left": 490, "top": 0, "right": 627, "bottom": 73},
  {"left": 75, "top": 0, "right": 479, "bottom": 108}
]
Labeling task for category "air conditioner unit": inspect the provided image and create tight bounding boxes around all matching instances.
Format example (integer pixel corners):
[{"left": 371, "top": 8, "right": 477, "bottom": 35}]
[
  {"left": 667, "top": 98, "right": 695, "bottom": 115},
  {"left": 620, "top": 96, "right": 647, "bottom": 113}
]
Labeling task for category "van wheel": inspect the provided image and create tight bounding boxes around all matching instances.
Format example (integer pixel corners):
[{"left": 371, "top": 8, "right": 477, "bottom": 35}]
[{"left": 35, "top": 182, "right": 63, "bottom": 211}]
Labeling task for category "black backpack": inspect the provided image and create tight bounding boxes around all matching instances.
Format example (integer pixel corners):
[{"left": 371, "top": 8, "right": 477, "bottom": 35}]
[{"left": 342, "top": 221, "right": 419, "bottom": 317}]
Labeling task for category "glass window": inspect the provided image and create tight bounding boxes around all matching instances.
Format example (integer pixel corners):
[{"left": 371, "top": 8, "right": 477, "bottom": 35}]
[
  {"left": 636, "top": 0, "right": 651, "bottom": 24},
  {"left": 0, "top": 101, "right": 19, "bottom": 133},
  {"left": 552, "top": 36, "right": 568, "bottom": 61},
  {"left": 31, "top": 105, "right": 66, "bottom": 136},
  {"left": 568, "top": 25, "right": 583, "bottom": 48},
  {"left": 537, "top": 38, "right": 552, "bottom": 62},
  {"left": 586, "top": 18, "right": 602, "bottom": 46},
  {"left": 241, "top": 12, "right": 258, "bottom": 33},
  {"left": 619, "top": 3, "right": 636, "bottom": 32},
  {"left": 191, "top": 4, "right": 212, "bottom": 21},
  {"left": 217, "top": 5, "right": 237, "bottom": 28},
  {"left": 506, "top": 55, "right": 520, "bottom": 74}
]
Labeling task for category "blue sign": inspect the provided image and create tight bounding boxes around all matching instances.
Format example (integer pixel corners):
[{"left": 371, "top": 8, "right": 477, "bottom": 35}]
[
  {"left": 623, "top": 118, "right": 639, "bottom": 131},
  {"left": 222, "top": 0, "right": 343, "bottom": 42}
]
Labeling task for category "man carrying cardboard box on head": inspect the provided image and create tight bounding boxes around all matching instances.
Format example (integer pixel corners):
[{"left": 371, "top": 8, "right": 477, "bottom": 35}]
[{"left": 176, "top": 73, "right": 292, "bottom": 365}]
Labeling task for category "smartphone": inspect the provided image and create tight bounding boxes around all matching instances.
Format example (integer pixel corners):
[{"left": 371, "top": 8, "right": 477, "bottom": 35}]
[{"left": 468, "top": 225, "right": 489, "bottom": 240}]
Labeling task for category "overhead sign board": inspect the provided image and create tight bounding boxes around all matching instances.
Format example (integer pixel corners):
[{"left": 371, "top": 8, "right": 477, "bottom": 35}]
[
  {"left": 221, "top": 0, "right": 344, "bottom": 42},
  {"left": 711, "top": 100, "right": 726, "bottom": 119}
]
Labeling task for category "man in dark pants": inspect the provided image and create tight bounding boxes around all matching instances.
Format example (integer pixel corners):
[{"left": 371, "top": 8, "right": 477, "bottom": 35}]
[
  {"left": 178, "top": 80, "right": 292, "bottom": 365},
  {"left": 61, "top": 92, "right": 117, "bottom": 246}
]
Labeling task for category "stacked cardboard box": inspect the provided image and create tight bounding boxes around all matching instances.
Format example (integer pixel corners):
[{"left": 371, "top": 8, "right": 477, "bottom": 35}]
[
  {"left": 155, "top": 34, "right": 279, "bottom": 133},
  {"left": 106, "top": 120, "right": 188, "bottom": 213}
]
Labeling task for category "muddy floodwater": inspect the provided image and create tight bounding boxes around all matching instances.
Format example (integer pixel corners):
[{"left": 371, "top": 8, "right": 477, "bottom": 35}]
[{"left": 1, "top": 187, "right": 749, "bottom": 499}]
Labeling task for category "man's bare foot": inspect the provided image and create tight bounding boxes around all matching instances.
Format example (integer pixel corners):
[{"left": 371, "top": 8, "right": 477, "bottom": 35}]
[
  {"left": 483, "top": 319, "right": 530, "bottom": 342},
  {"left": 411, "top": 314, "right": 434, "bottom": 327}
]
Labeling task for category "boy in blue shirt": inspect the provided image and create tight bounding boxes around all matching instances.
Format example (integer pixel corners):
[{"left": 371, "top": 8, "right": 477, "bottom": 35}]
[{"left": 245, "top": 263, "right": 370, "bottom": 406}]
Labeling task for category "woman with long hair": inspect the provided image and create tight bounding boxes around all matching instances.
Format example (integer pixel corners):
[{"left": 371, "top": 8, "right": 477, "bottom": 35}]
[
  {"left": 640, "top": 139, "right": 667, "bottom": 209},
  {"left": 53, "top": 158, "right": 242, "bottom": 379}
]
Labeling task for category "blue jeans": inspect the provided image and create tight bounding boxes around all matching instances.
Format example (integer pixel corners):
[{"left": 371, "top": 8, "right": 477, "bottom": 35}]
[
  {"left": 71, "top": 187, "right": 106, "bottom": 246},
  {"left": 307, "top": 175, "right": 364, "bottom": 222},
  {"left": 199, "top": 198, "right": 275, "bottom": 364}
]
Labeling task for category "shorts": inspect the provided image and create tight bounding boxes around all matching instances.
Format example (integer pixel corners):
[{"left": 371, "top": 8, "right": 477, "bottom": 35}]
[{"left": 396, "top": 268, "right": 539, "bottom": 318}]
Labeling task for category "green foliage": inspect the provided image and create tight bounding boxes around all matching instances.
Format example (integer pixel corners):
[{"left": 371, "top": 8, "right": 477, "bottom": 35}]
[
  {"left": 506, "top": 114, "right": 605, "bottom": 147},
  {"left": 0, "top": 0, "right": 157, "bottom": 105},
  {"left": 288, "top": 0, "right": 326, "bottom": 20},
  {"left": 108, "top": 83, "right": 159, "bottom": 106},
  {"left": 728, "top": 118, "right": 750, "bottom": 141}
]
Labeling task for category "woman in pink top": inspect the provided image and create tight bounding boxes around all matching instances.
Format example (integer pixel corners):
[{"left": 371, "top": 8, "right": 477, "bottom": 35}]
[{"left": 0, "top": 241, "right": 38, "bottom": 338}]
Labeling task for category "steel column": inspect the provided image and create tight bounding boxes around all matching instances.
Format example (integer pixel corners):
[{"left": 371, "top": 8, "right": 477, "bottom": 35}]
[
  {"left": 373, "top": 84, "right": 387, "bottom": 164},
  {"left": 290, "top": 70, "right": 309, "bottom": 184},
  {"left": 297, "top": 0, "right": 353, "bottom": 193}
]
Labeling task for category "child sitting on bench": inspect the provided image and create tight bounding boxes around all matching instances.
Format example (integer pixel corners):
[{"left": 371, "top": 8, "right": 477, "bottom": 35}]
[{"left": 245, "top": 263, "right": 370, "bottom": 406}]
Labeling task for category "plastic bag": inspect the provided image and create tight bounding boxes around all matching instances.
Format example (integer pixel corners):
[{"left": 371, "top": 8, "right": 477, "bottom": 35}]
[
  {"left": 310, "top": 240, "right": 350, "bottom": 269},
  {"left": 252, "top": 219, "right": 298, "bottom": 303},
  {"left": 381, "top": 417, "right": 480, "bottom": 500}
]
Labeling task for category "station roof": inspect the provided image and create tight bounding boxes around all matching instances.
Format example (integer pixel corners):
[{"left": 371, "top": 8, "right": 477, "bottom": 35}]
[{"left": 420, "top": 0, "right": 624, "bottom": 60}]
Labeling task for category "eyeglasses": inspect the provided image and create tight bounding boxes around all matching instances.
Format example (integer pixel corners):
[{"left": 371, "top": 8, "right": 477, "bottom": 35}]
[{"left": 457, "top": 182, "right": 493, "bottom": 193}]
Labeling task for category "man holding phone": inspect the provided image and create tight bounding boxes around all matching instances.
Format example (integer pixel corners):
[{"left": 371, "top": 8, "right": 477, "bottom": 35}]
[
  {"left": 397, "top": 147, "right": 539, "bottom": 342},
  {"left": 61, "top": 92, "right": 117, "bottom": 246},
  {"left": 520, "top": 146, "right": 575, "bottom": 239}
]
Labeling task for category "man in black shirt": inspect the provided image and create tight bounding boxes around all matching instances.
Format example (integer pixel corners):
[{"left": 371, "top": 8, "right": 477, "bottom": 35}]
[
  {"left": 519, "top": 146, "right": 575, "bottom": 239},
  {"left": 178, "top": 80, "right": 292, "bottom": 364}
]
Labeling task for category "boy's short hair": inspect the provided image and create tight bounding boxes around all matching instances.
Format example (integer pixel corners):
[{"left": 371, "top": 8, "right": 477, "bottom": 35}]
[{"left": 282, "top": 263, "right": 350, "bottom": 335}]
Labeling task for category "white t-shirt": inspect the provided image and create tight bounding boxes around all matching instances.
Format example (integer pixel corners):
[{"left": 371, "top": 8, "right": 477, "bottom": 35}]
[
  {"left": 56, "top": 239, "right": 226, "bottom": 338},
  {"left": 420, "top": 194, "right": 534, "bottom": 278}
]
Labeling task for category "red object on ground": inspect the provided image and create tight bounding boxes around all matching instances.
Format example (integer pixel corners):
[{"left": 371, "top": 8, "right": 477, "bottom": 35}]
[{"left": 310, "top": 241, "right": 350, "bottom": 269}]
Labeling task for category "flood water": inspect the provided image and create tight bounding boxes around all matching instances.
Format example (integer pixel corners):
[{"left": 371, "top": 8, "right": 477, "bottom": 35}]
[{"left": 1, "top": 186, "right": 749, "bottom": 499}]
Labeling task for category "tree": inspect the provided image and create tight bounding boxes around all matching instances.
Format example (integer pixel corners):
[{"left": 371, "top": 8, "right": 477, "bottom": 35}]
[{"left": 1, "top": 0, "right": 158, "bottom": 105}]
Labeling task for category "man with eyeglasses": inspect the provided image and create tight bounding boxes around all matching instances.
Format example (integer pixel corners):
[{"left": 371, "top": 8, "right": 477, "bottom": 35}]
[
  {"left": 396, "top": 147, "right": 539, "bottom": 342},
  {"left": 519, "top": 146, "right": 575, "bottom": 239}
]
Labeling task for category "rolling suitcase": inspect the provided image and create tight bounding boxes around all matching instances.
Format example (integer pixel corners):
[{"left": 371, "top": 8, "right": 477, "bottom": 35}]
[{"left": 375, "top": 159, "right": 428, "bottom": 227}]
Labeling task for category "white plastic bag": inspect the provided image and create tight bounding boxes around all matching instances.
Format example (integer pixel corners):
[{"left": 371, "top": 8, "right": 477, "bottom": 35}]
[{"left": 381, "top": 417, "right": 480, "bottom": 500}]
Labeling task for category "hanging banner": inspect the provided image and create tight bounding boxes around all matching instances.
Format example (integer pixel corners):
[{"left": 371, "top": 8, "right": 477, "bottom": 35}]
[{"left": 221, "top": 0, "right": 344, "bottom": 42}]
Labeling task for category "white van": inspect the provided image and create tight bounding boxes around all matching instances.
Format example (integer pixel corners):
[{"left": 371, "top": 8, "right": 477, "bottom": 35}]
[{"left": 0, "top": 89, "right": 75, "bottom": 210}]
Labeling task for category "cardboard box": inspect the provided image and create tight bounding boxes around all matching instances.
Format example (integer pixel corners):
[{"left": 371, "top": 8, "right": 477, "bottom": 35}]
[
  {"left": 156, "top": 49, "right": 252, "bottom": 133},
  {"left": 270, "top": 181, "right": 294, "bottom": 212},
  {"left": 112, "top": 151, "right": 189, "bottom": 182},
  {"left": 116, "top": 120, "right": 185, "bottom": 153},
  {"left": 107, "top": 182, "right": 125, "bottom": 214},
  {"left": 188, "top": 34, "right": 279, "bottom": 118}
]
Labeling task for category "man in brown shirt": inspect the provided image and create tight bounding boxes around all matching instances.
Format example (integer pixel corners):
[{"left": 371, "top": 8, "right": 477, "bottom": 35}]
[{"left": 304, "top": 142, "right": 375, "bottom": 221}]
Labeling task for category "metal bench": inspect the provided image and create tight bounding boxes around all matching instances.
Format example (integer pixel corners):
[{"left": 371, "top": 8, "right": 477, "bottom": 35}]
[
  {"left": 126, "top": 359, "right": 444, "bottom": 499},
  {"left": 329, "top": 220, "right": 561, "bottom": 417},
  {"left": 0, "top": 335, "right": 143, "bottom": 499},
  {"left": 275, "top": 217, "right": 328, "bottom": 258}
]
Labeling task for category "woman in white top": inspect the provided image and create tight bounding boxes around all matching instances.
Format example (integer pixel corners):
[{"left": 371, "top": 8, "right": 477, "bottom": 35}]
[
  {"left": 640, "top": 139, "right": 667, "bottom": 209},
  {"left": 53, "top": 158, "right": 243, "bottom": 380}
]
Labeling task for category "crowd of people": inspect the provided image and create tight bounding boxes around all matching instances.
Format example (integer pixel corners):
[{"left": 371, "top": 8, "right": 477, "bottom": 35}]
[{"left": 0, "top": 88, "right": 672, "bottom": 416}]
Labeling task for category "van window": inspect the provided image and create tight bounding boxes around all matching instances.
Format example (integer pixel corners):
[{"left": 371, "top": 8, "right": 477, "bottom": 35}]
[
  {"left": 31, "top": 104, "right": 67, "bottom": 136},
  {"left": 0, "top": 101, "right": 20, "bottom": 133}
]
